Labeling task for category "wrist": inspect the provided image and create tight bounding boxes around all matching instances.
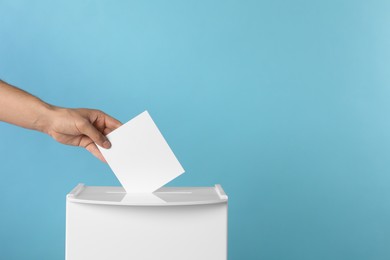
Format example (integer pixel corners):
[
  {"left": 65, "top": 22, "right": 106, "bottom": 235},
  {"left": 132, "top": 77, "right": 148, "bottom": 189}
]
[{"left": 33, "top": 101, "right": 59, "bottom": 134}]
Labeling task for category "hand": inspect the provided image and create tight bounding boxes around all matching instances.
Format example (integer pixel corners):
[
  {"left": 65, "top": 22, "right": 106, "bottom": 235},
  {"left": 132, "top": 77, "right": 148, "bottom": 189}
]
[
  {"left": 43, "top": 107, "right": 122, "bottom": 162},
  {"left": 0, "top": 80, "right": 122, "bottom": 162}
]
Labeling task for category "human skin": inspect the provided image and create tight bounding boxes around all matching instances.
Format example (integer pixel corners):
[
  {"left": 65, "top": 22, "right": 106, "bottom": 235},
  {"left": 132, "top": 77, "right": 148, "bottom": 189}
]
[{"left": 0, "top": 80, "right": 122, "bottom": 162}]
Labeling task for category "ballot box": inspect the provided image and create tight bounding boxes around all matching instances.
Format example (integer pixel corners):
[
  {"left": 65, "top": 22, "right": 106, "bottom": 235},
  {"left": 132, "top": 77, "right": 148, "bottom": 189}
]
[{"left": 65, "top": 183, "right": 228, "bottom": 260}]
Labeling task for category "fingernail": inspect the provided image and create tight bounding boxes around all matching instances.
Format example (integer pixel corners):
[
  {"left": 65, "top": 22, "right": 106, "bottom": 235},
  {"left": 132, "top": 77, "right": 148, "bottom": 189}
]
[{"left": 103, "top": 140, "right": 111, "bottom": 149}]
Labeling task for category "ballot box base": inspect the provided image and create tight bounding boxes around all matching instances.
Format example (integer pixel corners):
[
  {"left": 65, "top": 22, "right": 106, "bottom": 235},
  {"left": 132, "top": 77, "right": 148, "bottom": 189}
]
[{"left": 65, "top": 184, "right": 228, "bottom": 260}]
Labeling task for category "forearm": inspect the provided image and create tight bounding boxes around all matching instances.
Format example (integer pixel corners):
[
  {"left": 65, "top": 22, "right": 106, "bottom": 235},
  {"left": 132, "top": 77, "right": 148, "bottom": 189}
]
[
  {"left": 0, "top": 80, "right": 121, "bottom": 161},
  {"left": 0, "top": 80, "right": 53, "bottom": 132}
]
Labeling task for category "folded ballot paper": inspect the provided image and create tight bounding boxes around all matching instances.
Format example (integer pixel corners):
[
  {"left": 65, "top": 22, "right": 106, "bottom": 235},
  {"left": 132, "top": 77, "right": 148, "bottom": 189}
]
[{"left": 97, "top": 111, "right": 185, "bottom": 193}]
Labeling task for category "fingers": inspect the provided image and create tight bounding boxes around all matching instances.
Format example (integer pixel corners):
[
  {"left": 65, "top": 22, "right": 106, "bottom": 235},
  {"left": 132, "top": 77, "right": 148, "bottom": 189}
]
[
  {"left": 103, "top": 127, "right": 114, "bottom": 135},
  {"left": 78, "top": 120, "right": 111, "bottom": 149},
  {"left": 85, "top": 142, "right": 107, "bottom": 163},
  {"left": 101, "top": 113, "right": 121, "bottom": 136},
  {"left": 86, "top": 109, "right": 121, "bottom": 136},
  {"left": 103, "top": 113, "right": 122, "bottom": 130}
]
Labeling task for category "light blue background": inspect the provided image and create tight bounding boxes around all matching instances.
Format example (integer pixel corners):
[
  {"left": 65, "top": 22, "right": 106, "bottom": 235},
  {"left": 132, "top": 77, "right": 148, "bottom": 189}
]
[{"left": 1, "top": 1, "right": 390, "bottom": 259}]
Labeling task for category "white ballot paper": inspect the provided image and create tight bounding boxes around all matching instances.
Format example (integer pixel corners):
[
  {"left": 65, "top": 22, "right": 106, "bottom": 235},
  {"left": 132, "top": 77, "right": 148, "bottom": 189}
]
[{"left": 98, "top": 111, "right": 185, "bottom": 193}]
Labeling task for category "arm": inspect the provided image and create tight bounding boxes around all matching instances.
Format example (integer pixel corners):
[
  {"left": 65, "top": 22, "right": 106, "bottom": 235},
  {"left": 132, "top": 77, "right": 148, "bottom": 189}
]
[{"left": 0, "top": 80, "right": 122, "bottom": 162}]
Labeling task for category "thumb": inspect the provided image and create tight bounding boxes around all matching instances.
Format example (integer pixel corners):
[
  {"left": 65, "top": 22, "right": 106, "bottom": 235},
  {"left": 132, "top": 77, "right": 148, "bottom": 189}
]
[{"left": 79, "top": 120, "right": 111, "bottom": 149}]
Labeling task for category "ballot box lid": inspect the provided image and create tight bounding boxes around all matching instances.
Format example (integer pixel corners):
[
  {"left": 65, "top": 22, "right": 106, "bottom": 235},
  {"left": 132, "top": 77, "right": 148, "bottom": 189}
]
[{"left": 67, "top": 184, "right": 228, "bottom": 206}]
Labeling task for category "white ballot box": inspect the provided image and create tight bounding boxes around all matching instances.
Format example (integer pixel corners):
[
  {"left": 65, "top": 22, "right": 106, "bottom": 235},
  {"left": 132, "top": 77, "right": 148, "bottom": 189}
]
[{"left": 65, "top": 184, "right": 228, "bottom": 260}]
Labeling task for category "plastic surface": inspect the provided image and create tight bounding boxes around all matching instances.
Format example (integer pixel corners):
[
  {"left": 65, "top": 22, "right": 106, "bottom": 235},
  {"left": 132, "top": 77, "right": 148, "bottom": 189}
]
[
  {"left": 67, "top": 184, "right": 228, "bottom": 206},
  {"left": 66, "top": 184, "right": 228, "bottom": 260}
]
